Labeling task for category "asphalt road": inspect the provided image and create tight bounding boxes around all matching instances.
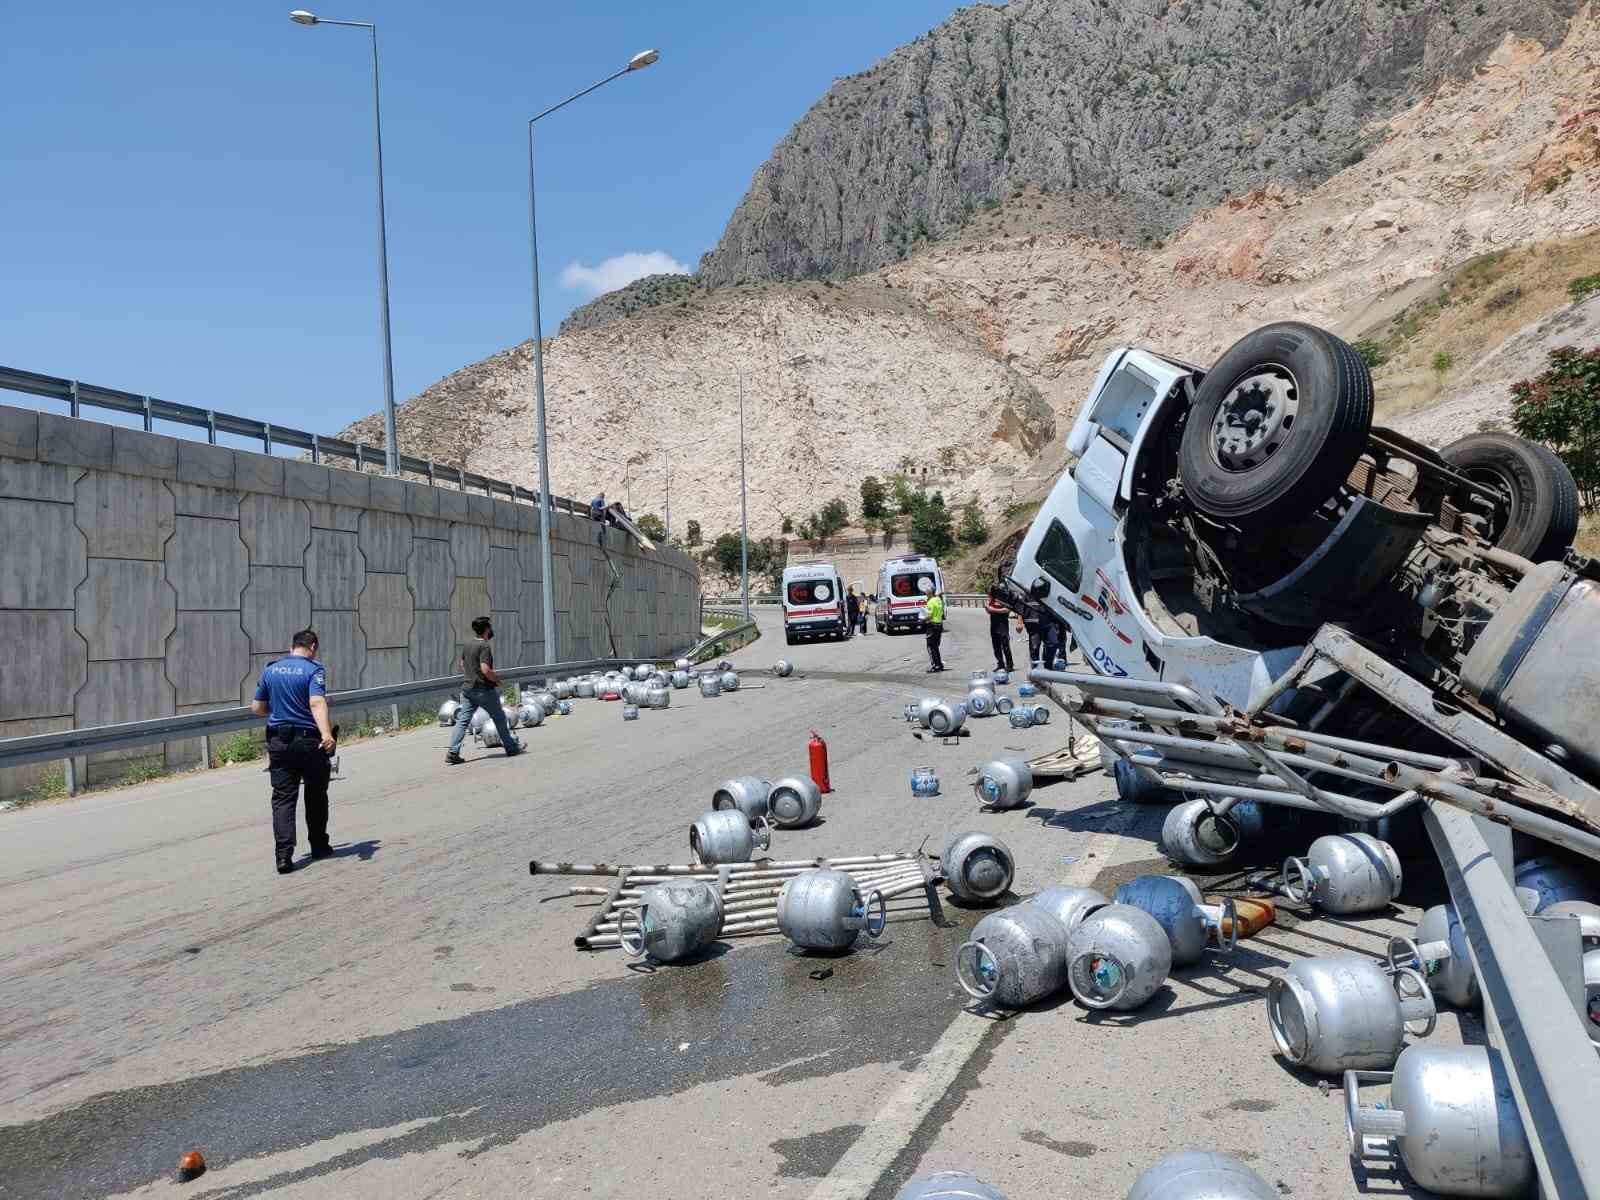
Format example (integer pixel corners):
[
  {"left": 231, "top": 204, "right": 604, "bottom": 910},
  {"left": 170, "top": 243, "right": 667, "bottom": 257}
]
[{"left": 0, "top": 607, "right": 1469, "bottom": 1199}]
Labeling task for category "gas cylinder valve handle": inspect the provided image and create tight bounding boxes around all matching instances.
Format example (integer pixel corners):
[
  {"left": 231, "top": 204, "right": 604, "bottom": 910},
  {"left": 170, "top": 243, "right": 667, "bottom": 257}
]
[
  {"left": 1385, "top": 935, "right": 1451, "bottom": 976},
  {"left": 1282, "top": 856, "right": 1317, "bottom": 904},
  {"left": 1069, "top": 951, "right": 1130, "bottom": 1010},
  {"left": 973, "top": 774, "right": 999, "bottom": 809},
  {"left": 1343, "top": 1069, "right": 1405, "bottom": 1160},
  {"left": 618, "top": 904, "right": 650, "bottom": 959},
  {"left": 1206, "top": 897, "right": 1240, "bottom": 953},
  {"left": 1389, "top": 965, "right": 1438, "bottom": 1038},
  {"left": 956, "top": 940, "right": 1001, "bottom": 1001},
  {"left": 751, "top": 815, "right": 772, "bottom": 854},
  {"left": 864, "top": 889, "right": 888, "bottom": 940}
]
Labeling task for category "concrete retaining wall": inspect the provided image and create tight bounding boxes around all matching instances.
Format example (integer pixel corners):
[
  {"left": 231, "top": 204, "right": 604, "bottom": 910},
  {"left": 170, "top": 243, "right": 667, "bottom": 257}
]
[{"left": 0, "top": 404, "right": 700, "bottom": 796}]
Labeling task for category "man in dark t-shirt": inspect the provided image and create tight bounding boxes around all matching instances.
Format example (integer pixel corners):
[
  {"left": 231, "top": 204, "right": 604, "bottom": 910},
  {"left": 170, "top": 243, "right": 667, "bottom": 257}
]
[{"left": 445, "top": 616, "right": 522, "bottom": 765}]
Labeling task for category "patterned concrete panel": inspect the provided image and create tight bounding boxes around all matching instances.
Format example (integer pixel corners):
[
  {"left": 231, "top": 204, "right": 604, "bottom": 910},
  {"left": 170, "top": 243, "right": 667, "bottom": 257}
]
[
  {"left": 491, "top": 611, "right": 521, "bottom": 666},
  {"left": 568, "top": 582, "right": 591, "bottom": 648},
  {"left": 243, "top": 652, "right": 282, "bottom": 704},
  {"left": 0, "top": 459, "right": 76, "bottom": 503},
  {"left": 0, "top": 405, "right": 39, "bottom": 459},
  {"left": 358, "top": 510, "right": 413, "bottom": 573},
  {"left": 165, "top": 516, "right": 248, "bottom": 610},
  {"left": 516, "top": 531, "right": 543, "bottom": 584},
  {"left": 0, "top": 498, "right": 85, "bottom": 609},
  {"left": 111, "top": 427, "right": 177, "bottom": 480},
  {"left": 233, "top": 451, "right": 284, "bottom": 497},
  {"left": 238, "top": 494, "right": 311, "bottom": 567},
  {"left": 326, "top": 466, "right": 369, "bottom": 509},
  {"left": 404, "top": 482, "right": 439, "bottom": 518},
  {"left": 552, "top": 552, "right": 572, "bottom": 612},
  {"left": 311, "top": 610, "right": 366, "bottom": 692},
  {"left": 167, "top": 612, "right": 251, "bottom": 706},
  {"left": 409, "top": 609, "right": 456, "bottom": 682},
  {"left": 407, "top": 537, "right": 454, "bottom": 610},
  {"left": 307, "top": 502, "right": 362, "bottom": 532},
  {"left": 283, "top": 459, "right": 331, "bottom": 503},
  {"left": 487, "top": 546, "right": 520, "bottom": 612},
  {"left": 357, "top": 572, "right": 413, "bottom": 650},
  {"left": 412, "top": 516, "right": 450, "bottom": 541},
  {"left": 361, "top": 646, "right": 409, "bottom": 688},
  {"left": 520, "top": 640, "right": 544, "bottom": 668},
  {"left": 467, "top": 494, "right": 494, "bottom": 528},
  {"left": 38, "top": 412, "right": 112, "bottom": 470},
  {"left": 0, "top": 611, "right": 84, "bottom": 721},
  {"left": 75, "top": 559, "right": 175, "bottom": 661},
  {"left": 449, "top": 523, "right": 489, "bottom": 578},
  {"left": 241, "top": 566, "right": 312, "bottom": 654},
  {"left": 170, "top": 481, "right": 241, "bottom": 519},
  {"left": 166, "top": 701, "right": 223, "bottom": 771},
  {"left": 305, "top": 529, "right": 364, "bottom": 611},
  {"left": 74, "top": 472, "right": 175, "bottom": 560},
  {"left": 491, "top": 500, "right": 520, "bottom": 541},
  {"left": 369, "top": 475, "right": 405, "bottom": 514},
  {"left": 0, "top": 715, "right": 71, "bottom": 800},
  {"left": 449, "top": 577, "right": 491, "bottom": 648},
  {"left": 515, "top": 581, "right": 541, "bottom": 648},
  {"left": 437, "top": 487, "right": 470, "bottom": 524},
  {"left": 77, "top": 659, "right": 175, "bottom": 765},
  {"left": 175, "top": 440, "right": 235, "bottom": 489},
  {"left": 516, "top": 502, "right": 538, "bottom": 535}
]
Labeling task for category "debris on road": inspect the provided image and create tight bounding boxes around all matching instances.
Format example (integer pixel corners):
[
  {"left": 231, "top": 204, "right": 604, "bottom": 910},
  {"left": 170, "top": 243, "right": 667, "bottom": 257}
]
[
  {"left": 176, "top": 1150, "right": 206, "bottom": 1183},
  {"left": 972, "top": 759, "right": 1033, "bottom": 810}
]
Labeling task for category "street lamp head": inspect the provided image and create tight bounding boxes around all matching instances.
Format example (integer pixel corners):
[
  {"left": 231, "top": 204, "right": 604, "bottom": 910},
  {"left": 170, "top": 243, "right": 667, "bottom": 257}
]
[
  {"left": 627, "top": 49, "right": 660, "bottom": 71},
  {"left": 289, "top": 10, "right": 319, "bottom": 25}
]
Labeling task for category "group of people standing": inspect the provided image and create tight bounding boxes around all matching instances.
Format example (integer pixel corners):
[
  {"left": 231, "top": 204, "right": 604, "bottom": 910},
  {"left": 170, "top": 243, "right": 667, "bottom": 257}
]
[
  {"left": 984, "top": 584, "right": 1067, "bottom": 674},
  {"left": 844, "top": 586, "right": 871, "bottom": 638}
]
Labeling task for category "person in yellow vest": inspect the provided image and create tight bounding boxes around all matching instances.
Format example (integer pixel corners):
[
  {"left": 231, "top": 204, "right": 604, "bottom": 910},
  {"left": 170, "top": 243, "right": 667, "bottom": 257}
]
[{"left": 920, "top": 578, "right": 946, "bottom": 673}]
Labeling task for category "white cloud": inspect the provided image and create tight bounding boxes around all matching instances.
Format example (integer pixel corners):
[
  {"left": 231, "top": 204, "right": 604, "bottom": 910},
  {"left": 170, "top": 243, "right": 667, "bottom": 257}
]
[{"left": 560, "top": 250, "right": 690, "bottom": 297}]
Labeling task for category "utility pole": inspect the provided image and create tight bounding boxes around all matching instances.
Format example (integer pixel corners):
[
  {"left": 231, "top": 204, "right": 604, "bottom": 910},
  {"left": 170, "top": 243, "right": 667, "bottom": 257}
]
[
  {"left": 738, "top": 371, "right": 750, "bottom": 620},
  {"left": 665, "top": 457, "right": 671, "bottom": 543}
]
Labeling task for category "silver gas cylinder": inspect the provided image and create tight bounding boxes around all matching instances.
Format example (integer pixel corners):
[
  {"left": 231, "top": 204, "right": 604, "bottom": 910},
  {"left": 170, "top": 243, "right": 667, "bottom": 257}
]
[
  {"left": 1346, "top": 1045, "right": 1532, "bottom": 1197},
  {"left": 618, "top": 880, "right": 723, "bottom": 964},
  {"left": 648, "top": 671, "right": 670, "bottom": 688},
  {"left": 1112, "top": 875, "right": 1238, "bottom": 966},
  {"left": 965, "top": 688, "right": 996, "bottom": 718},
  {"left": 894, "top": 1172, "right": 1008, "bottom": 1200},
  {"left": 1514, "top": 855, "right": 1600, "bottom": 913},
  {"left": 973, "top": 759, "right": 1033, "bottom": 810},
  {"left": 995, "top": 695, "right": 1015, "bottom": 715},
  {"left": 1066, "top": 903, "right": 1173, "bottom": 1011},
  {"left": 437, "top": 698, "right": 460, "bottom": 727},
  {"left": 957, "top": 902, "right": 1072, "bottom": 1009},
  {"left": 533, "top": 690, "right": 558, "bottom": 711},
  {"left": 1017, "top": 682, "right": 1038, "bottom": 698},
  {"left": 1161, "top": 799, "right": 1245, "bottom": 867},
  {"left": 1126, "top": 1151, "right": 1276, "bottom": 1200},
  {"left": 768, "top": 775, "right": 823, "bottom": 829},
  {"left": 556, "top": 699, "right": 572, "bottom": 716},
  {"left": 776, "top": 869, "right": 886, "bottom": 952},
  {"left": 941, "top": 831, "right": 1015, "bottom": 904},
  {"left": 712, "top": 775, "right": 771, "bottom": 822},
  {"left": 621, "top": 704, "right": 640, "bottom": 721},
  {"left": 926, "top": 700, "right": 966, "bottom": 736},
  {"left": 1026, "top": 885, "right": 1109, "bottom": 935},
  {"left": 1544, "top": 899, "right": 1600, "bottom": 950},
  {"left": 1006, "top": 707, "right": 1033, "bottom": 729},
  {"left": 1385, "top": 903, "right": 1480, "bottom": 1010},
  {"left": 698, "top": 673, "right": 723, "bottom": 698},
  {"left": 1283, "top": 833, "right": 1402, "bottom": 914},
  {"left": 554, "top": 679, "right": 575, "bottom": 700},
  {"left": 914, "top": 697, "right": 941, "bottom": 727},
  {"left": 645, "top": 686, "right": 671, "bottom": 710},
  {"left": 469, "top": 707, "right": 492, "bottom": 735},
  {"left": 516, "top": 701, "right": 544, "bottom": 729},
  {"left": 992, "top": 669, "right": 1009, "bottom": 685},
  {"left": 478, "top": 722, "right": 502, "bottom": 748},
  {"left": 1269, "top": 954, "right": 1436, "bottom": 1075},
  {"left": 674, "top": 657, "right": 692, "bottom": 672},
  {"left": 690, "top": 808, "right": 772, "bottom": 865},
  {"left": 633, "top": 663, "right": 652, "bottom": 680},
  {"left": 670, "top": 670, "right": 691, "bottom": 690},
  {"left": 575, "top": 678, "right": 597, "bottom": 698},
  {"left": 720, "top": 670, "right": 741, "bottom": 692},
  {"left": 620, "top": 682, "right": 645, "bottom": 705},
  {"left": 1015, "top": 702, "right": 1048, "bottom": 726},
  {"left": 772, "top": 659, "right": 794, "bottom": 677},
  {"left": 716, "top": 658, "right": 733, "bottom": 671}
]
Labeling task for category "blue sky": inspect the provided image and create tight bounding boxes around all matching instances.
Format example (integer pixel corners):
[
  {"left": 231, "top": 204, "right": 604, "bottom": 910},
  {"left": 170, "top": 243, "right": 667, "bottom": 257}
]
[{"left": 1, "top": 1, "right": 969, "bottom": 440}]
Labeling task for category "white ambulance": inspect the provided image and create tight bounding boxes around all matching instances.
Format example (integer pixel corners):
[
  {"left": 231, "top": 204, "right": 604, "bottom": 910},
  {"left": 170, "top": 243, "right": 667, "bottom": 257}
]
[
  {"left": 782, "top": 563, "right": 848, "bottom": 645},
  {"left": 873, "top": 555, "right": 943, "bottom": 634}
]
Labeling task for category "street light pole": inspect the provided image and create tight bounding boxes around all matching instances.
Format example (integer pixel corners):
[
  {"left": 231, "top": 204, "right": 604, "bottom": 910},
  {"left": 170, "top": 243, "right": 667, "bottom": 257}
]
[
  {"left": 289, "top": 11, "right": 399, "bottom": 475},
  {"left": 526, "top": 48, "right": 659, "bottom": 663},
  {"left": 738, "top": 371, "right": 750, "bottom": 620}
]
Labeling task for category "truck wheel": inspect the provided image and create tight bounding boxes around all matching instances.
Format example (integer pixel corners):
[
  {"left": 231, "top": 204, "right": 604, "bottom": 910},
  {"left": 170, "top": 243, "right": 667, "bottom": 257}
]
[
  {"left": 1178, "top": 322, "right": 1373, "bottom": 527},
  {"left": 1439, "top": 432, "right": 1578, "bottom": 563}
]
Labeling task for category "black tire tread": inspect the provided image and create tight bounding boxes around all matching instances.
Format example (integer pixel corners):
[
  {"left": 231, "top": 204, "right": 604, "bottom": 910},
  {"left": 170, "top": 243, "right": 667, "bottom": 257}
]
[{"left": 1439, "top": 432, "right": 1579, "bottom": 561}]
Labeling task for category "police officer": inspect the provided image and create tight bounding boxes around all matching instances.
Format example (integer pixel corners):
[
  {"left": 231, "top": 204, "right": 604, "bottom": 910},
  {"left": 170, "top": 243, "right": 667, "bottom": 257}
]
[
  {"left": 921, "top": 579, "right": 946, "bottom": 673},
  {"left": 250, "top": 628, "right": 336, "bottom": 875}
]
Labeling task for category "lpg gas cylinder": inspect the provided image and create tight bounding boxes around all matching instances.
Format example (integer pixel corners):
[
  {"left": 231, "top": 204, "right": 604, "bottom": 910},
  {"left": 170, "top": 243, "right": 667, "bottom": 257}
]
[
  {"left": 1161, "top": 799, "right": 1246, "bottom": 867},
  {"left": 941, "top": 832, "right": 1015, "bottom": 904},
  {"left": 533, "top": 690, "right": 558, "bottom": 711},
  {"left": 1544, "top": 899, "right": 1600, "bottom": 950},
  {"left": 690, "top": 809, "right": 772, "bottom": 865},
  {"left": 1386, "top": 903, "right": 1480, "bottom": 1010},
  {"left": 469, "top": 707, "right": 492, "bottom": 735},
  {"left": 633, "top": 664, "right": 653, "bottom": 680},
  {"left": 554, "top": 679, "right": 575, "bottom": 700},
  {"left": 716, "top": 658, "right": 733, "bottom": 671},
  {"left": 995, "top": 695, "right": 1015, "bottom": 715},
  {"left": 957, "top": 903, "right": 1071, "bottom": 1009},
  {"left": 1346, "top": 1045, "right": 1532, "bottom": 1197},
  {"left": 1024, "top": 703, "right": 1050, "bottom": 726},
  {"left": 621, "top": 704, "right": 640, "bottom": 721},
  {"left": 670, "top": 670, "right": 692, "bottom": 690},
  {"left": 674, "top": 657, "right": 692, "bottom": 672},
  {"left": 697, "top": 673, "right": 723, "bottom": 699},
  {"left": 1514, "top": 855, "right": 1600, "bottom": 913},
  {"left": 927, "top": 701, "right": 967, "bottom": 736},
  {"left": 1017, "top": 682, "right": 1038, "bottom": 698},
  {"left": 1006, "top": 707, "right": 1033, "bottom": 729},
  {"left": 720, "top": 671, "right": 741, "bottom": 692},
  {"left": 712, "top": 776, "right": 771, "bottom": 822},
  {"left": 772, "top": 660, "right": 794, "bottom": 677},
  {"left": 556, "top": 700, "right": 573, "bottom": 716},
  {"left": 768, "top": 775, "right": 823, "bottom": 829},
  {"left": 515, "top": 701, "right": 544, "bottom": 729},
  {"left": 968, "top": 670, "right": 992, "bottom": 690},
  {"left": 575, "top": 678, "right": 597, "bottom": 698},
  {"left": 1025, "top": 885, "right": 1109, "bottom": 935},
  {"left": 1269, "top": 954, "right": 1436, "bottom": 1075},
  {"left": 965, "top": 688, "right": 996, "bottom": 718},
  {"left": 437, "top": 699, "right": 460, "bottom": 727},
  {"left": 992, "top": 669, "right": 1010, "bottom": 685},
  {"left": 1066, "top": 904, "right": 1172, "bottom": 1011},
  {"left": 1283, "top": 833, "right": 1402, "bottom": 914},
  {"left": 914, "top": 697, "right": 942, "bottom": 727},
  {"left": 893, "top": 1172, "right": 1008, "bottom": 1200},
  {"left": 973, "top": 759, "right": 1033, "bottom": 810},
  {"left": 618, "top": 880, "right": 723, "bottom": 964},
  {"left": 645, "top": 686, "right": 671, "bottom": 710},
  {"left": 1112, "top": 875, "right": 1238, "bottom": 966},
  {"left": 1114, "top": 757, "right": 1172, "bottom": 805},
  {"left": 1125, "top": 1151, "right": 1277, "bottom": 1200},
  {"left": 776, "top": 869, "right": 885, "bottom": 952}
]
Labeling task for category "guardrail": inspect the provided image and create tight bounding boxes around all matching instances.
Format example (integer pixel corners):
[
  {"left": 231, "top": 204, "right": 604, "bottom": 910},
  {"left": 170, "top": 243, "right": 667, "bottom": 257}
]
[
  {"left": 685, "top": 620, "right": 759, "bottom": 662},
  {"left": 0, "top": 365, "right": 590, "bottom": 516},
  {"left": 702, "top": 593, "right": 989, "bottom": 608}
]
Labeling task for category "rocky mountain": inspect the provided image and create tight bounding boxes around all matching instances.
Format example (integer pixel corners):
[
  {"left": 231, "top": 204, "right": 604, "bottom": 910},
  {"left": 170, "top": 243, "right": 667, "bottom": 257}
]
[
  {"left": 699, "top": 0, "right": 1582, "bottom": 286},
  {"left": 558, "top": 273, "right": 700, "bottom": 336}
]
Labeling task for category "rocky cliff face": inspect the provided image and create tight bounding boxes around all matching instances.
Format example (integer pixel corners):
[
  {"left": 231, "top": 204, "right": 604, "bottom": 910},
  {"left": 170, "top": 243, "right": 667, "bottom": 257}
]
[{"left": 699, "top": 0, "right": 1580, "bottom": 286}]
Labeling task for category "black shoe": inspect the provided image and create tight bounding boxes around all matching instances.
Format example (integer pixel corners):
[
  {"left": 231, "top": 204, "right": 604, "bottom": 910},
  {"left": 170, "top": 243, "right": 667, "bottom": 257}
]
[
  {"left": 310, "top": 844, "right": 335, "bottom": 861},
  {"left": 276, "top": 857, "right": 294, "bottom": 875},
  {"left": 505, "top": 745, "right": 525, "bottom": 758},
  {"left": 445, "top": 752, "right": 465, "bottom": 765}
]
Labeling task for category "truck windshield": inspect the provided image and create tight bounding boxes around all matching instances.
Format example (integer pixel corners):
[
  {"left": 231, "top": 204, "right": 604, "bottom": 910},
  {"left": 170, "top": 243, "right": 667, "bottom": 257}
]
[
  {"left": 1037, "top": 520, "right": 1083, "bottom": 592},
  {"left": 1091, "top": 369, "right": 1158, "bottom": 447},
  {"left": 788, "top": 580, "right": 834, "bottom": 605}
]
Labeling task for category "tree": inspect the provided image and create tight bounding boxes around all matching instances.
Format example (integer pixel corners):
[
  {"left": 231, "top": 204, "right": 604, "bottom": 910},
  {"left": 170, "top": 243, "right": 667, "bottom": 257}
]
[
  {"left": 781, "top": 515, "right": 795, "bottom": 535},
  {"left": 684, "top": 520, "right": 702, "bottom": 548},
  {"left": 711, "top": 532, "right": 744, "bottom": 578},
  {"left": 958, "top": 499, "right": 990, "bottom": 546},
  {"left": 892, "top": 473, "right": 921, "bottom": 516},
  {"left": 860, "top": 476, "right": 887, "bottom": 519},
  {"left": 817, "top": 498, "right": 850, "bottom": 537},
  {"left": 1511, "top": 345, "right": 1600, "bottom": 509},
  {"left": 910, "top": 492, "right": 956, "bottom": 558},
  {"left": 636, "top": 512, "right": 667, "bottom": 542}
]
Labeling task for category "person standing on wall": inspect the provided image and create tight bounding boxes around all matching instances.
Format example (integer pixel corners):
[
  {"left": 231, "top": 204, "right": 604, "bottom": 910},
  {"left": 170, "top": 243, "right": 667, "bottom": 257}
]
[
  {"left": 921, "top": 578, "right": 946, "bottom": 673},
  {"left": 984, "top": 586, "right": 1015, "bottom": 673},
  {"left": 445, "top": 616, "right": 523, "bottom": 766},
  {"left": 251, "top": 628, "right": 336, "bottom": 875},
  {"left": 845, "top": 586, "right": 861, "bottom": 640}
]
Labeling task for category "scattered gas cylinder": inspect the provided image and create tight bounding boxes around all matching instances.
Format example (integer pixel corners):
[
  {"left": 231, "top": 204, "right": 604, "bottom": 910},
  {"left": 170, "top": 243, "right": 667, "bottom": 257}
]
[
  {"left": 1114, "top": 757, "right": 1172, "bottom": 805},
  {"left": 712, "top": 775, "right": 771, "bottom": 822},
  {"left": 556, "top": 699, "right": 573, "bottom": 716},
  {"left": 1386, "top": 904, "right": 1480, "bottom": 1010},
  {"left": 927, "top": 701, "right": 967, "bottom": 736},
  {"left": 973, "top": 759, "right": 1033, "bottom": 810},
  {"left": 619, "top": 880, "right": 723, "bottom": 964},
  {"left": 1023, "top": 703, "right": 1050, "bottom": 726},
  {"left": 1025, "top": 885, "right": 1109, "bottom": 934},
  {"left": 777, "top": 869, "right": 885, "bottom": 952},
  {"left": 913, "top": 697, "right": 942, "bottom": 727},
  {"left": 632, "top": 664, "right": 652, "bottom": 680},
  {"left": 721, "top": 671, "right": 741, "bottom": 692},
  {"left": 1283, "top": 833, "right": 1402, "bottom": 914},
  {"left": 670, "top": 670, "right": 691, "bottom": 690},
  {"left": 968, "top": 670, "right": 993, "bottom": 690},
  {"left": 995, "top": 695, "right": 1015, "bottom": 715},
  {"left": 554, "top": 680, "right": 575, "bottom": 700},
  {"left": 1161, "top": 799, "right": 1246, "bottom": 867},
  {"left": 575, "top": 678, "right": 597, "bottom": 698},
  {"left": 992, "top": 669, "right": 1010, "bottom": 685},
  {"left": 1066, "top": 903, "right": 1172, "bottom": 1011},
  {"left": 531, "top": 690, "right": 558, "bottom": 711},
  {"left": 437, "top": 699, "right": 460, "bottom": 727},
  {"left": 698, "top": 673, "right": 723, "bottom": 699},
  {"left": 768, "top": 775, "right": 823, "bottom": 829},
  {"left": 1017, "top": 682, "right": 1038, "bottom": 698},
  {"left": 910, "top": 766, "right": 940, "bottom": 797},
  {"left": 772, "top": 659, "right": 794, "bottom": 677},
  {"left": 1113, "top": 875, "right": 1237, "bottom": 965},
  {"left": 894, "top": 1172, "right": 1008, "bottom": 1200},
  {"left": 1346, "top": 1045, "right": 1532, "bottom": 1197},
  {"left": 469, "top": 707, "right": 493, "bottom": 735},
  {"left": 1544, "top": 899, "right": 1600, "bottom": 950},
  {"left": 1269, "top": 954, "right": 1436, "bottom": 1075},
  {"left": 1514, "top": 855, "right": 1600, "bottom": 913},
  {"left": 1006, "top": 708, "right": 1034, "bottom": 729},
  {"left": 690, "top": 809, "right": 772, "bottom": 864},
  {"left": 621, "top": 704, "right": 640, "bottom": 721},
  {"left": 479, "top": 722, "right": 503, "bottom": 748},
  {"left": 1126, "top": 1151, "right": 1277, "bottom": 1200},
  {"left": 515, "top": 701, "right": 544, "bottom": 729},
  {"left": 941, "top": 831, "right": 1015, "bottom": 904},
  {"left": 716, "top": 658, "right": 733, "bottom": 671},
  {"left": 966, "top": 688, "right": 996, "bottom": 718},
  {"left": 645, "top": 686, "right": 671, "bottom": 710},
  {"left": 674, "top": 657, "right": 692, "bottom": 672},
  {"left": 957, "top": 903, "right": 1072, "bottom": 1008}
]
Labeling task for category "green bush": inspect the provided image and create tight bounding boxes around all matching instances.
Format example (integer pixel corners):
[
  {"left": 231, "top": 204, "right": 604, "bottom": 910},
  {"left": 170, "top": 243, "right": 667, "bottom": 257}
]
[
  {"left": 1431, "top": 351, "right": 1455, "bottom": 375},
  {"left": 121, "top": 756, "right": 168, "bottom": 785},
  {"left": 910, "top": 492, "right": 956, "bottom": 559},
  {"left": 1352, "top": 339, "right": 1388, "bottom": 370},
  {"left": 214, "top": 731, "right": 262, "bottom": 765},
  {"left": 1510, "top": 345, "right": 1600, "bottom": 509},
  {"left": 1570, "top": 274, "right": 1600, "bottom": 303},
  {"left": 958, "top": 499, "right": 990, "bottom": 546}
]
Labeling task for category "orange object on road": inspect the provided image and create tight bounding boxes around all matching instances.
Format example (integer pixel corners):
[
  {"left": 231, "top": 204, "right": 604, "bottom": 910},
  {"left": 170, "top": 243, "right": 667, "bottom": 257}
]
[
  {"left": 1217, "top": 896, "right": 1276, "bottom": 940},
  {"left": 177, "top": 1150, "right": 207, "bottom": 1182}
]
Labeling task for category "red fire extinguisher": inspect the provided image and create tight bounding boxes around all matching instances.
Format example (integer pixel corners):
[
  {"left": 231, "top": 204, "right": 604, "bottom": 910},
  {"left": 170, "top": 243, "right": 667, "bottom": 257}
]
[{"left": 808, "top": 730, "right": 833, "bottom": 794}]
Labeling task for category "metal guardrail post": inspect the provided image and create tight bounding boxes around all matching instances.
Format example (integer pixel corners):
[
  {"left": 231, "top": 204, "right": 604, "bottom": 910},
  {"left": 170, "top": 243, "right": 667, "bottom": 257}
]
[
  {"left": 311, "top": 434, "right": 321, "bottom": 465},
  {"left": 264, "top": 423, "right": 274, "bottom": 455},
  {"left": 68, "top": 379, "right": 80, "bottom": 418},
  {"left": 141, "top": 395, "right": 153, "bottom": 433},
  {"left": 206, "top": 410, "right": 217, "bottom": 445}
]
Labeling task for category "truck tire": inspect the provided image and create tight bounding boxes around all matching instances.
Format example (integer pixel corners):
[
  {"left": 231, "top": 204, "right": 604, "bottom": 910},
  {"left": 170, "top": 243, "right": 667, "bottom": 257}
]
[
  {"left": 1439, "top": 432, "right": 1578, "bottom": 563},
  {"left": 1178, "top": 322, "right": 1373, "bottom": 527}
]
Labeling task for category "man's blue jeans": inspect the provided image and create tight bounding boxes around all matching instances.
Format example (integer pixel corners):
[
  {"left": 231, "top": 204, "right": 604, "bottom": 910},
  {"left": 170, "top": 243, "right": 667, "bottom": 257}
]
[{"left": 448, "top": 686, "right": 517, "bottom": 755}]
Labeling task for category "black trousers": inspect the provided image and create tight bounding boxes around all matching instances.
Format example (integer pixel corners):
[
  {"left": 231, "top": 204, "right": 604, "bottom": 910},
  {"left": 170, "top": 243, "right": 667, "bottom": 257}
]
[
  {"left": 1025, "top": 625, "right": 1045, "bottom": 665},
  {"left": 926, "top": 624, "right": 945, "bottom": 670},
  {"left": 267, "top": 726, "right": 330, "bottom": 859},
  {"left": 990, "top": 628, "right": 1015, "bottom": 671}
]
